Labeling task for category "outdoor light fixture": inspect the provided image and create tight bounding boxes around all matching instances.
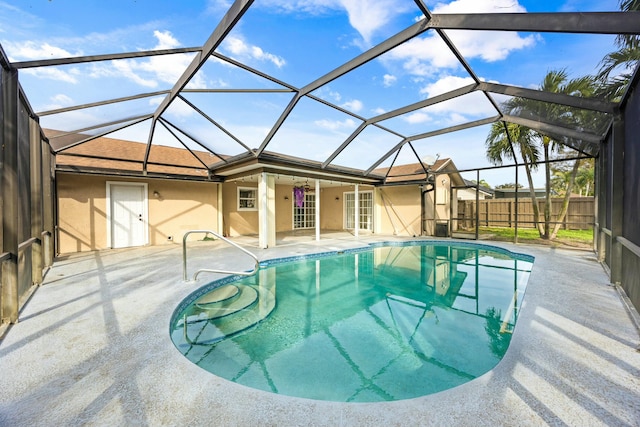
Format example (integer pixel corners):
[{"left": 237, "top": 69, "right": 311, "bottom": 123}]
[{"left": 153, "top": 191, "right": 161, "bottom": 199}]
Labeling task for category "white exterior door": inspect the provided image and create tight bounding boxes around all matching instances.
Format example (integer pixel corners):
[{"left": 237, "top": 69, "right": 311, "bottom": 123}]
[
  {"left": 344, "top": 191, "right": 373, "bottom": 230},
  {"left": 108, "top": 183, "right": 147, "bottom": 249},
  {"left": 293, "top": 193, "right": 316, "bottom": 229}
]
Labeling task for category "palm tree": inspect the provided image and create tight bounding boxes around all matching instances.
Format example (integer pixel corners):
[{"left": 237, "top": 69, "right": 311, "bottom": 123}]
[
  {"left": 597, "top": 0, "right": 640, "bottom": 100},
  {"left": 499, "top": 70, "right": 590, "bottom": 238},
  {"left": 575, "top": 162, "right": 595, "bottom": 196},
  {"left": 551, "top": 167, "right": 572, "bottom": 197},
  {"left": 488, "top": 70, "right": 599, "bottom": 239},
  {"left": 485, "top": 121, "right": 543, "bottom": 234}
]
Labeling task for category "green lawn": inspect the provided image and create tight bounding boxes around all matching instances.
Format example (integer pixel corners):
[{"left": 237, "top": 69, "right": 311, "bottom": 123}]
[{"left": 478, "top": 226, "right": 593, "bottom": 248}]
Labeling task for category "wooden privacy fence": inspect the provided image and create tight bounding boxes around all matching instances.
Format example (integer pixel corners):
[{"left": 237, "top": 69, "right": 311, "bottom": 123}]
[{"left": 457, "top": 197, "right": 594, "bottom": 230}]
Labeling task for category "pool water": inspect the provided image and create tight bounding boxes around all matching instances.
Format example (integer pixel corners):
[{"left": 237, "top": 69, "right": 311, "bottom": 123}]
[{"left": 170, "top": 242, "right": 534, "bottom": 402}]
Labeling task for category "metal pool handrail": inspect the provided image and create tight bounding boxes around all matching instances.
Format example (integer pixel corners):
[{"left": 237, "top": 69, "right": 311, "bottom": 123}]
[{"left": 182, "top": 230, "right": 259, "bottom": 282}]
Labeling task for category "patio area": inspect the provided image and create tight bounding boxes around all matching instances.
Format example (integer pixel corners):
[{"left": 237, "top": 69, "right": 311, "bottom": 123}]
[{"left": 0, "top": 236, "right": 639, "bottom": 426}]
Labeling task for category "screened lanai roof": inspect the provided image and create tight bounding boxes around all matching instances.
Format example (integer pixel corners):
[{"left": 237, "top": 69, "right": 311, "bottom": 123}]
[{"left": 2, "top": 0, "right": 638, "bottom": 185}]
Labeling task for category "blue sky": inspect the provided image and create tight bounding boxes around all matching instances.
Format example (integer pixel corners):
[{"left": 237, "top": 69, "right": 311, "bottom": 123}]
[{"left": 0, "top": 0, "right": 622, "bottom": 187}]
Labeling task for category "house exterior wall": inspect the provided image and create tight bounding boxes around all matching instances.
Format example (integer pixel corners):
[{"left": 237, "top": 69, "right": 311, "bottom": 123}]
[
  {"left": 320, "top": 186, "right": 348, "bottom": 230},
  {"left": 223, "top": 181, "right": 259, "bottom": 237},
  {"left": 275, "top": 184, "right": 294, "bottom": 232},
  {"left": 57, "top": 173, "right": 218, "bottom": 254},
  {"left": 378, "top": 185, "right": 422, "bottom": 236},
  {"left": 457, "top": 188, "right": 488, "bottom": 200},
  {"left": 57, "top": 172, "right": 458, "bottom": 253}
]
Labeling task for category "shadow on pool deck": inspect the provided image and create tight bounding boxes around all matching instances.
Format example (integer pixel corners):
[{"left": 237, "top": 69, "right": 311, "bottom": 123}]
[{"left": 0, "top": 237, "right": 638, "bottom": 426}]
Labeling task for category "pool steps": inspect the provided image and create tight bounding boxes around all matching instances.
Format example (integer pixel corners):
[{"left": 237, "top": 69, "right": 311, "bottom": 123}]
[{"left": 176, "top": 283, "right": 275, "bottom": 346}]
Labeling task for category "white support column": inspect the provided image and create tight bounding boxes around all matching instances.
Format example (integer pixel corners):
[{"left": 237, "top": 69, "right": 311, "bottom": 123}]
[
  {"left": 315, "top": 179, "right": 321, "bottom": 241},
  {"left": 258, "top": 172, "right": 276, "bottom": 249},
  {"left": 354, "top": 184, "right": 360, "bottom": 238},
  {"left": 216, "top": 183, "right": 224, "bottom": 236}
]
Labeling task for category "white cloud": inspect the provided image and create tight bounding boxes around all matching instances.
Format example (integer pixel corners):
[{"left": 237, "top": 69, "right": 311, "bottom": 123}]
[
  {"left": 341, "top": 99, "right": 363, "bottom": 112},
  {"left": 419, "top": 75, "right": 475, "bottom": 97},
  {"left": 222, "top": 36, "right": 286, "bottom": 68},
  {"left": 8, "top": 31, "right": 204, "bottom": 89},
  {"left": 386, "top": 36, "right": 459, "bottom": 75},
  {"left": 4, "top": 41, "right": 82, "bottom": 60},
  {"left": 383, "top": 74, "right": 397, "bottom": 87},
  {"left": 372, "top": 107, "right": 387, "bottom": 115},
  {"left": 314, "top": 118, "right": 357, "bottom": 130},
  {"left": 404, "top": 111, "right": 432, "bottom": 124},
  {"left": 4, "top": 41, "right": 83, "bottom": 83},
  {"left": 446, "top": 30, "right": 538, "bottom": 62},
  {"left": 111, "top": 60, "right": 159, "bottom": 88},
  {"left": 38, "top": 94, "right": 76, "bottom": 112},
  {"left": 387, "top": 0, "right": 536, "bottom": 76},
  {"left": 257, "top": 0, "right": 340, "bottom": 14},
  {"left": 51, "top": 94, "right": 74, "bottom": 105},
  {"left": 314, "top": 87, "right": 342, "bottom": 103},
  {"left": 447, "top": 112, "right": 468, "bottom": 124},
  {"left": 152, "top": 96, "right": 196, "bottom": 118},
  {"left": 258, "top": 0, "right": 410, "bottom": 45},
  {"left": 419, "top": 76, "right": 496, "bottom": 117},
  {"left": 339, "top": 0, "right": 408, "bottom": 44},
  {"left": 206, "top": 0, "right": 233, "bottom": 14},
  {"left": 22, "top": 67, "right": 79, "bottom": 84},
  {"left": 138, "top": 31, "right": 206, "bottom": 88},
  {"left": 430, "top": 0, "right": 535, "bottom": 61},
  {"left": 86, "top": 30, "right": 206, "bottom": 89},
  {"left": 430, "top": 0, "right": 526, "bottom": 14}
]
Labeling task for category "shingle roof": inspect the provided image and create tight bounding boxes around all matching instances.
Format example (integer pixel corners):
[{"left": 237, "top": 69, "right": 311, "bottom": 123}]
[
  {"left": 374, "top": 159, "right": 452, "bottom": 183},
  {"left": 51, "top": 131, "right": 214, "bottom": 178},
  {"left": 52, "top": 131, "right": 464, "bottom": 186}
]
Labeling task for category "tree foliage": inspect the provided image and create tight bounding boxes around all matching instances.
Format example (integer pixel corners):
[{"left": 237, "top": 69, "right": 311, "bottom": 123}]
[
  {"left": 596, "top": 0, "right": 640, "bottom": 100},
  {"left": 486, "top": 70, "right": 598, "bottom": 239}
]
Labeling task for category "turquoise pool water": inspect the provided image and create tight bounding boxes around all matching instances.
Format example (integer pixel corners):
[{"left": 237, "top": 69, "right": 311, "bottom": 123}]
[{"left": 170, "top": 241, "right": 534, "bottom": 402}]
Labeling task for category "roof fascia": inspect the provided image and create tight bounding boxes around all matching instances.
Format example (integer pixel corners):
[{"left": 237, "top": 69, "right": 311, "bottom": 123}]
[
  {"left": 213, "top": 153, "right": 383, "bottom": 184},
  {"left": 56, "top": 167, "right": 220, "bottom": 182}
]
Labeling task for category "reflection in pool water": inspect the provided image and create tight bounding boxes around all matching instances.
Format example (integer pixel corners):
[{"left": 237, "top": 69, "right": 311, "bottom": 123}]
[{"left": 170, "top": 242, "right": 534, "bottom": 402}]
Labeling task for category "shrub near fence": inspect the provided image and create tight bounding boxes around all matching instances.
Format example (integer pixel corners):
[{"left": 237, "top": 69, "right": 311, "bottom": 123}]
[{"left": 457, "top": 197, "right": 594, "bottom": 230}]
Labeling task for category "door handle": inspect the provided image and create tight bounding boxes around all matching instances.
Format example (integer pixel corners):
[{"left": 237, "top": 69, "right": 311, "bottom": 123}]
[{"left": 138, "top": 214, "right": 143, "bottom": 221}]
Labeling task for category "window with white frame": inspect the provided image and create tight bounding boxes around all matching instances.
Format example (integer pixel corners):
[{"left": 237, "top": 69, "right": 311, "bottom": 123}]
[
  {"left": 344, "top": 191, "right": 373, "bottom": 230},
  {"left": 238, "top": 187, "right": 257, "bottom": 210}
]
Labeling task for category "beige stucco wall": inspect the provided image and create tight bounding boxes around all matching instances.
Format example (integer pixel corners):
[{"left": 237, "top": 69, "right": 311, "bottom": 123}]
[
  {"left": 57, "top": 173, "right": 218, "bottom": 254},
  {"left": 147, "top": 179, "right": 218, "bottom": 244},
  {"left": 275, "top": 184, "right": 293, "bottom": 232},
  {"left": 223, "top": 182, "right": 259, "bottom": 237},
  {"left": 430, "top": 175, "right": 455, "bottom": 235},
  {"left": 57, "top": 174, "right": 108, "bottom": 253},
  {"left": 377, "top": 185, "right": 422, "bottom": 236},
  {"left": 319, "top": 186, "right": 347, "bottom": 230}
]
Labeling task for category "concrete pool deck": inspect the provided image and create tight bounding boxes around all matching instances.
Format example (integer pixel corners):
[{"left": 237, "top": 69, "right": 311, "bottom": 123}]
[{"left": 1, "top": 235, "right": 639, "bottom": 426}]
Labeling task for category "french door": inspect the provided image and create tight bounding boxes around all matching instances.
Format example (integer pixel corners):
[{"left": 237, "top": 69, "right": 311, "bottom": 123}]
[
  {"left": 293, "top": 193, "right": 316, "bottom": 229},
  {"left": 344, "top": 191, "right": 373, "bottom": 230}
]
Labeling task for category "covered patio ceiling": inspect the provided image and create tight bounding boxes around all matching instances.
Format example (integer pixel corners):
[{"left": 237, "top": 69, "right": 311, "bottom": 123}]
[{"left": 4, "top": 0, "right": 639, "bottom": 185}]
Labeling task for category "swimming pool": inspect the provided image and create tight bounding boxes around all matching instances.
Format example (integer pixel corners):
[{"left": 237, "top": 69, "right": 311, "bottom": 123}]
[{"left": 170, "top": 241, "right": 534, "bottom": 402}]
